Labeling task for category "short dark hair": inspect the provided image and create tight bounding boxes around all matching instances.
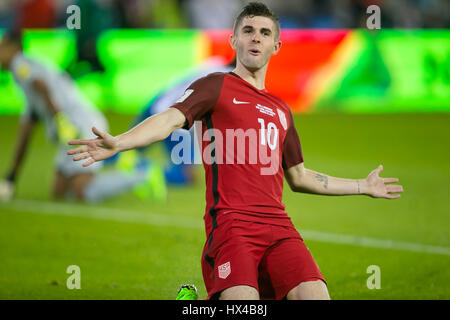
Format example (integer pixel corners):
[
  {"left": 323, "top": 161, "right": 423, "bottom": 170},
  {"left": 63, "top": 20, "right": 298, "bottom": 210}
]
[
  {"left": 233, "top": 2, "right": 280, "bottom": 40},
  {"left": 2, "top": 29, "right": 23, "bottom": 49}
]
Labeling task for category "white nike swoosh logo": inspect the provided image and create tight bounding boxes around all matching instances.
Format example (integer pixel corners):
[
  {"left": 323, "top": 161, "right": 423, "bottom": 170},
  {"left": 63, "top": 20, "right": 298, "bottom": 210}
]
[{"left": 233, "top": 98, "right": 250, "bottom": 104}]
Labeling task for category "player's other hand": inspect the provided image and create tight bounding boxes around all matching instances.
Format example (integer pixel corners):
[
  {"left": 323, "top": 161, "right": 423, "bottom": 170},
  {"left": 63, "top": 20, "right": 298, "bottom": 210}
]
[
  {"left": 67, "top": 127, "right": 119, "bottom": 167},
  {"left": 0, "top": 179, "right": 15, "bottom": 202},
  {"left": 364, "top": 164, "right": 403, "bottom": 199}
]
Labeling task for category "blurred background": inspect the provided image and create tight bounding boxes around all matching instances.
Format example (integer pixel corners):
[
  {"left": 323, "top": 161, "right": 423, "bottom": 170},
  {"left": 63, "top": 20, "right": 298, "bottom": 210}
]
[
  {"left": 0, "top": 0, "right": 449, "bottom": 300},
  {"left": 0, "top": 0, "right": 449, "bottom": 115}
]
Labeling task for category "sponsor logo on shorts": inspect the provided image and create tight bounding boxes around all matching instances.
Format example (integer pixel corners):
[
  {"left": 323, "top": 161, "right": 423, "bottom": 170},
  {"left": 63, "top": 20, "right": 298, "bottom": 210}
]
[{"left": 218, "top": 261, "right": 231, "bottom": 279}]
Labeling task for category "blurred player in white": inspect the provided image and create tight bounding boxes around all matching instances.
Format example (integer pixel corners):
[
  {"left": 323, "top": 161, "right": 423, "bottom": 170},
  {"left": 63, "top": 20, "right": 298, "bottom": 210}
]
[
  {"left": 0, "top": 30, "right": 165, "bottom": 203},
  {"left": 110, "top": 56, "right": 235, "bottom": 185}
]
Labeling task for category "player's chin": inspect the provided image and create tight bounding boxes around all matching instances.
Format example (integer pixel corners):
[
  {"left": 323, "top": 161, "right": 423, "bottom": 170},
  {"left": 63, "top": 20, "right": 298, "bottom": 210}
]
[{"left": 242, "top": 58, "right": 265, "bottom": 71}]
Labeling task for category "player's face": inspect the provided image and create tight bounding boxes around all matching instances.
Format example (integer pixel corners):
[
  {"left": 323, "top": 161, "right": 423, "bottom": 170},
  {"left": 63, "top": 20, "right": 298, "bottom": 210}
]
[{"left": 231, "top": 16, "right": 281, "bottom": 72}]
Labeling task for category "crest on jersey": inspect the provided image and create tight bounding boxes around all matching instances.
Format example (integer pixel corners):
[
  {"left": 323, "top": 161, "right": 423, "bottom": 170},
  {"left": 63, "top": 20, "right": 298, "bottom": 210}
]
[
  {"left": 218, "top": 261, "right": 231, "bottom": 279},
  {"left": 277, "top": 108, "right": 287, "bottom": 130}
]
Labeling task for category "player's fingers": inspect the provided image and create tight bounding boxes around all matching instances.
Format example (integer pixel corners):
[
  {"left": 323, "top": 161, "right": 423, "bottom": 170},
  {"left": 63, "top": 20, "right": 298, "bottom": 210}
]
[
  {"left": 67, "top": 146, "right": 88, "bottom": 155},
  {"left": 68, "top": 139, "right": 93, "bottom": 146},
  {"left": 385, "top": 194, "right": 401, "bottom": 199},
  {"left": 383, "top": 177, "right": 399, "bottom": 184},
  {"left": 73, "top": 153, "right": 91, "bottom": 162},
  {"left": 82, "top": 158, "right": 96, "bottom": 167},
  {"left": 386, "top": 185, "right": 403, "bottom": 193}
]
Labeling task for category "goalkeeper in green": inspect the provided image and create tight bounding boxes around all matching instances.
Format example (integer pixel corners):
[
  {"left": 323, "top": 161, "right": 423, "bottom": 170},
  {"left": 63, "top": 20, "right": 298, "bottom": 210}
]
[{"left": 0, "top": 30, "right": 165, "bottom": 203}]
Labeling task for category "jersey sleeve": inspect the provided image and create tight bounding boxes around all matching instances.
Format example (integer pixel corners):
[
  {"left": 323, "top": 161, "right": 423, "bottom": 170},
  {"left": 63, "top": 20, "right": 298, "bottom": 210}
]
[
  {"left": 169, "top": 72, "right": 225, "bottom": 129},
  {"left": 282, "top": 110, "right": 304, "bottom": 170}
]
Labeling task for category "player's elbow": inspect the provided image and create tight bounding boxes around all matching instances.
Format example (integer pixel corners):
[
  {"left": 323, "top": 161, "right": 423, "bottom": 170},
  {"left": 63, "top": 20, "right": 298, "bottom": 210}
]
[
  {"left": 289, "top": 181, "right": 310, "bottom": 193},
  {"left": 286, "top": 174, "right": 309, "bottom": 193},
  {"left": 285, "top": 163, "right": 308, "bottom": 193}
]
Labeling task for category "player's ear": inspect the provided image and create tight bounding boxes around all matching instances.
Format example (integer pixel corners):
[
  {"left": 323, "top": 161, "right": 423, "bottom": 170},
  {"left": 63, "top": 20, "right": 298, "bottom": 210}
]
[
  {"left": 272, "top": 40, "right": 282, "bottom": 55},
  {"left": 229, "top": 33, "right": 236, "bottom": 50}
]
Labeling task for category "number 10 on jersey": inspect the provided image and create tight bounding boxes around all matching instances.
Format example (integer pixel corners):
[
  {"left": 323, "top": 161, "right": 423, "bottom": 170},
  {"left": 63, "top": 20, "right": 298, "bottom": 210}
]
[{"left": 258, "top": 118, "right": 279, "bottom": 151}]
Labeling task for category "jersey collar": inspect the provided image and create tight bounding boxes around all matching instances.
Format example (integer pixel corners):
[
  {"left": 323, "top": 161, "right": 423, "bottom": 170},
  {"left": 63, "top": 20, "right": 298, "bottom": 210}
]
[{"left": 228, "top": 72, "right": 269, "bottom": 94}]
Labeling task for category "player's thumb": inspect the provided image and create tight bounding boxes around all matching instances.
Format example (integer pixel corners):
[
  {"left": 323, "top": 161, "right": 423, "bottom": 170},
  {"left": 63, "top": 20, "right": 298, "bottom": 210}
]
[
  {"left": 376, "top": 164, "right": 383, "bottom": 175},
  {"left": 92, "top": 126, "right": 105, "bottom": 139}
]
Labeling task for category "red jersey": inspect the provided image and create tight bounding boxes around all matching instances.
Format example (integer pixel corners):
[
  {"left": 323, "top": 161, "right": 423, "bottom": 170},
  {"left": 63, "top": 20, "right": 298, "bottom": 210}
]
[{"left": 171, "top": 72, "right": 303, "bottom": 237}]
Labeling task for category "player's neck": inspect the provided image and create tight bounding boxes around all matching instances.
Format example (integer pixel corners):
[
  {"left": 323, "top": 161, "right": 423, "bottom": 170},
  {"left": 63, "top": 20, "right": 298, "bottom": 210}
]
[{"left": 232, "top": 63, "right": 267, "bottom": 91}]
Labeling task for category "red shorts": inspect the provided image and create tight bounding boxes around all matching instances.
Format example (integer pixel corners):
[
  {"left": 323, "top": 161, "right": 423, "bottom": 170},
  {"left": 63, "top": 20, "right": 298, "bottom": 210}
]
[{"left": 201, "top": 218, "right": 326, "bottom": 300}]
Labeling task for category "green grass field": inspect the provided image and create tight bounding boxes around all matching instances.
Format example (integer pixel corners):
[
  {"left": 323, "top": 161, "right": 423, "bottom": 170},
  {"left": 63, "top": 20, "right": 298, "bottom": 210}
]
[{"left": 0, "top": 112, "right": 449, "bottom": 299}]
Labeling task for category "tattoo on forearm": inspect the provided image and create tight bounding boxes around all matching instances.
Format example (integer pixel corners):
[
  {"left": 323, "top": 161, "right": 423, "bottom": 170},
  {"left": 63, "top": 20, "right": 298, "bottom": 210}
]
[{"left": 315, "top": 173, "right": 328, "bottom": 189}]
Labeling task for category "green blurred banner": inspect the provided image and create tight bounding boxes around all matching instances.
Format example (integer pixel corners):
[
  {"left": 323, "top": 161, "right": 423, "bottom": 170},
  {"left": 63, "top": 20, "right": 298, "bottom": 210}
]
[
  {"left": 316, "top": 30, "right": 450, "bottom": 113},
  {"left": 0, "top": 29, "right": 448, "bottom": 115}
]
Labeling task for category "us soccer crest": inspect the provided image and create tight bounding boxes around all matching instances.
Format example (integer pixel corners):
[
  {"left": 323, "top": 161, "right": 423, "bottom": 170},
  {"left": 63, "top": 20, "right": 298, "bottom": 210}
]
[
  {"left": 277, "top": 109, "right": 287, "bottom": 130},
  {"left": 218, "top": 261, "right": 231, "bottom": 279}
]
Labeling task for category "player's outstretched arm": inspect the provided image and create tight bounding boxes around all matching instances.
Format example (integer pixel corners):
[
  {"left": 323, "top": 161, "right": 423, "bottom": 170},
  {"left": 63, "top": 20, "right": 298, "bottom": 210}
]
[
  {"left": 284, "top": 163, "right": 403, "bottom": 199},
  {"left": 67, "top": 108, "right": 186, "bottom": 167}
]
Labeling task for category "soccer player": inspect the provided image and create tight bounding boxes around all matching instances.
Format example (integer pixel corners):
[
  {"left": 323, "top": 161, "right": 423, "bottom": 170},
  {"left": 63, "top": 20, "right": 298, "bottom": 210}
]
[
  {"left": 67, "top": 2, "right": 403, "bottom": 299},
  {"left": 0, "top": 30, "right": 165, "bottom": 203}
]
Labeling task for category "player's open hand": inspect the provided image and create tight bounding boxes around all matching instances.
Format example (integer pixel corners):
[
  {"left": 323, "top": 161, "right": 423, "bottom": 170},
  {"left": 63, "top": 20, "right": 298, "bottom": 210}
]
[
  {"left": 67, "top": 127, "right": 119, "bottom": 167},
  {"left": 364, "top": 165, "right": 403, "bottom": 199}
]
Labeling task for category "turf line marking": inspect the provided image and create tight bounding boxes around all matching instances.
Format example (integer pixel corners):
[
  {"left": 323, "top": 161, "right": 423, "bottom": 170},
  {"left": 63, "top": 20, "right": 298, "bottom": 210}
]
[
  {"left": 2, "top": 199, "right": 450, "bottom": 256},
  {"left": 2, "top": 199, "right": 203, "bottom": 230}
]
